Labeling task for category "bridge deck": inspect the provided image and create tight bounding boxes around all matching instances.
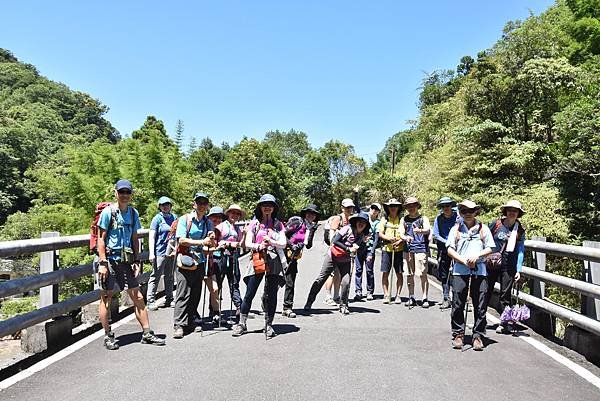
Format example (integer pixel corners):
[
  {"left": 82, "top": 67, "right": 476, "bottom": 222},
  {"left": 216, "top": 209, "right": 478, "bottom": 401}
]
[{"left": 1, "top": 237, "right": 599, "bottom": 400}]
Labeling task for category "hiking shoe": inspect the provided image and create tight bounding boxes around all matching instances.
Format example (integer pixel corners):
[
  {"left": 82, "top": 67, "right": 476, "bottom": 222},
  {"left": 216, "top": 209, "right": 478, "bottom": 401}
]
[
  {"left": 421, "top": 299, "right": 430, "bottom": 308},
  {"left": 147, "top": 302, "right": 159, "bottom": 311},
  {"left": 496, "top": 324, "right": 513, "bottom": 334},
  {"left": 405, "top": 298, "right": 417, "bottom": 307},
  {"left": 141, "top": 330, "right": 165, "bottom": 346},
  {"left": 452, "top": 334, "right": 464, "bottom": 349},
  {"left": 173, "top": 326, "right": 184, "bottom": 339},
  {"left": 354, "top": 294, "right": 362, "bottom": 301},
  {"left": 265, "top": 325, "right": 277, "bottom": 338},
  {"left": 103, "top": 332, "right": 119, "bottom": 350},
  {"left": 340, "top": 305, "right": 350, "bottom": 315},
  {"left": 473, "top": 337, "right": 484, "bottom": 351},
  {"left": 303, "top": 303, "right": 312, "bottom": 313},
  {"left": 383, "top": 295, "right": 390, "bottom": 304},
  {"left": 194, "top": 325, "right": 203, "bottom": 333},
  {"left": 439, "top": 299, "right": 451, "bottom": 310},
  {"left": 394, "top": 295, "right": 402, "bottom": 304},
  {"left": 232, "top": 324, "right": 247, "bottom": 337},
  {"left": 212, "top": 314, "right": 221, "bottom": 324},
  {"left": 366, "top": 293, "right": 374, "bottom": 301},
  {"left": 282, "top": 309, "right": 297, "bottom": 318}
]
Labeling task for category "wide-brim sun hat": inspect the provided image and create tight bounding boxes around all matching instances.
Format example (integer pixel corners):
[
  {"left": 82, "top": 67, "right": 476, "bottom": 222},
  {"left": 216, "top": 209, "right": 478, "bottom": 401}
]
[
  {"left": 349, "top": 211, "right": 371, "bottom": 230},
  {"left": 301, "top": 204, "right": 321, "bottom": 218},
  {"left": 225, "top": 204, "right": 245, "bottom": 218},
  {"left": 157, "top": 196, "right": 172, "bottom": 209},
  {"left": 208, "top": 206, "right": 227, "bottom": 220},
  {"left": 500, "top": 200, "right": 526, "bottom": 217},
  {"left": 383, "top": 198, "right": 402, "bottom": 215},
  {"left": 193, "top": 192, "right": 209, "bottom": 201},
  {"left": 457, "top": 199, "right": 481, "bottom": 215},
  {"left": 370, "top": 203, "right": 382, "bottom": 211},
  {"left": 254, "top": 193, "right": 279, "bottom": 219},
  {"left": 341, "top": 198, "right": 355, "bottom": 208},
  {"left": 403, "top": 196, "right": 421, "bottom": 208},
  {"left": 436, "top": 196, "right": 456, "bottom": 208}
]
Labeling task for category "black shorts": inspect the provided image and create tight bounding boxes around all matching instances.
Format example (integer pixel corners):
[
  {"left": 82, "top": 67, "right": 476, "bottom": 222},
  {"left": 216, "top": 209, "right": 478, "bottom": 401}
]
[{"left": 99, "top": 261, "right": 139, "bottom": 291}]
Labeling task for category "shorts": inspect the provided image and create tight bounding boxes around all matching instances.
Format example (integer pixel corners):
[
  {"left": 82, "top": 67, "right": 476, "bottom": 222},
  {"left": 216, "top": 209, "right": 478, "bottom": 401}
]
[
  {"left": 403, "top": 252, "right": 428, "bottom": 277},
  {"left": 99, "top": 261, "right": 139, "bottom": 291},
  {"left": 380, "top": 251, "right": 402, "bottom": 273}
]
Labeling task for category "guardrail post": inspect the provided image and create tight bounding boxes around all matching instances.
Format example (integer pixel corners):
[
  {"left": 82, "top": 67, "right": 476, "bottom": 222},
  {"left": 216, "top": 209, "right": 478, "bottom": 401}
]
[
  {"left": 530, "top": 236, "right": 546, "bottom": 298},
  {"left": 582, "top": 240, "right": 600, "bottom": 320},
  {"left": 39, "top": 232, "right": 60, "bottom": 308}
]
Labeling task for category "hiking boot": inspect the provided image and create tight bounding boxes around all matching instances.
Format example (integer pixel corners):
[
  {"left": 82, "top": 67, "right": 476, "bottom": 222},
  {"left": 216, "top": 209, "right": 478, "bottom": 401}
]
[
  {"left": 405, "top": 298, "right": 417, "bottom": 307},
  {"left": 147, "top": 302, "right": 159, "bottom": 311},
  {"left": 265, "top": 325, "right": 277, "bottom": 338},
  {"left": 340, "top": 305, "right": 350, "bottom": 315},
  {"left": 232, "top": 323, "right": 247, "bottom": 337},
  {"left": 439, "top": 299, "right": 451, "bottom": 310},
  {"left": 282, "top": 309, "right": 297, "bottom": 318},
  {"left": 173, "top": 326, "right": 184, "bottom": 339},
  {"left": 452, "top": 334, "right": 464, "bottom": 349},
  {"left": 394, "top": 295, "right": 402, "bottom": 304},
  {"left": 473, "top": 337, "right": 484, "bottom": 351},
  {"left": 421, "top": 299, "right": 430, "bottom": 308},
  {"left": 354, "top": 294, "right": 362, "bottom": 301},
  {"left": 366, "top": 293, "right": 374, "bottom": 301},
  {"left": 141, "top": 330, "right": 165, "bottom": 346},
  {"left": 104, "top": 332, "right": 119, "bottom": 350}
]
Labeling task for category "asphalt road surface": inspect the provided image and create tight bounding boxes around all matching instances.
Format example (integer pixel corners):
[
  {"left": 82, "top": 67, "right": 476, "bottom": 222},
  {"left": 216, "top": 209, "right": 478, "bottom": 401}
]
[{"left": 2, "top": 232, "right": 599, "bottom": 400}]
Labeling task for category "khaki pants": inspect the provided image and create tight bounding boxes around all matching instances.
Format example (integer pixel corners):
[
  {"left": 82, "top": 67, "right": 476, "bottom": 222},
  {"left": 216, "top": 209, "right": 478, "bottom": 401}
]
[{"left": 403, "top": 252, "right": 428, "bottom": 277}]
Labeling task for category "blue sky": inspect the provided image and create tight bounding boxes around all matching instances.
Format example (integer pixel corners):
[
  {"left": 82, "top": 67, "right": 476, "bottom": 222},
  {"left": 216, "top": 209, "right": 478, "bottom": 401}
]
[{"left": 2, "top": 0, "right": 555, "bottom": 161}]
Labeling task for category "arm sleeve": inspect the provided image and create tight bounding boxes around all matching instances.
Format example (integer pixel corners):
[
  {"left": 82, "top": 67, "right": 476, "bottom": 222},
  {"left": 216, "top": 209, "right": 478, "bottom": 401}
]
[
  {"left": 305, "top": 225, "right": 316, "bottom": 249},
  {"left": 175, "top": 215, "right": 188, "bottom": 239},
  {"left": 483, "top": 226, "right": 496, "bottom": 249},
  {"left": 399, "top": 217, "right": 406, "bottom": 237},
  {"left": 446, "top": 226, "right": 457, "bottom": 250},
  {"left": 368, "top": 231, "right": 379, "bottom": 257},
  {"left": 150, "top": 215, "right": 159, "bottom": 231},
  {"left": 516, "top": 240, "right": 525, "bottom": 272},
  {"left": 271, "top": 222, "right": 287, "bottom": 249},
  {"left": 133, "top": 209, "right": 142, "bottom": 231},
  {"left": 332, "top": 232, "right": 348, "bottom": 251},
  {"left": 432, "top": 216, "right": 442, "bottom": 242},
  {"left": 353, "top": 191, "right": 360, "bottom": 214}
]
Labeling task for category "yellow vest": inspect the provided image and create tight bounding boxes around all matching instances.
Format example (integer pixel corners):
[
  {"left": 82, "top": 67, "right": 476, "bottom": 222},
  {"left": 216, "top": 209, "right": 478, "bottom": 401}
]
[{"left": 378, "top": 217, "right": 403, "bottom": 252}]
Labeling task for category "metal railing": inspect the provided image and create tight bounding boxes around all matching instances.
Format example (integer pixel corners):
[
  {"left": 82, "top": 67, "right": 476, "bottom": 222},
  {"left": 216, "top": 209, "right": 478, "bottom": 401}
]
[
  {"left": 429, "top": 237, "right": 600, "bottom": 336},
  {"left": 0, "top": 222, "right": 249, "bottom": 339}
]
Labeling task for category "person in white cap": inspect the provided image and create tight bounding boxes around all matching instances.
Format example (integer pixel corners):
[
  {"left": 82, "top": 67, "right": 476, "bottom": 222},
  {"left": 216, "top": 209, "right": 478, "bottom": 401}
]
[
  {"left": 487, "top": 200, "right": 527, "bottom": 334},
  {"left": 357, "top": 203, "right": 382, "bottom": 301}
]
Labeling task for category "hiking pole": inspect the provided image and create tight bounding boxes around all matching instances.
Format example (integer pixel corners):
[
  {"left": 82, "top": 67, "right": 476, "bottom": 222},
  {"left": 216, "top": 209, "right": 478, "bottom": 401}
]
[
  {"left": 226, "top": 252, "right": 235, "bottom": 325},
  {"left": 389, "top": 249, "right": 395, "bottom": 304},
  {"left": 462, "top": 272, "right": 473, "bottom": 352},
  {"left": 200, "top": 255, "right": 209, "bottom": 337}
]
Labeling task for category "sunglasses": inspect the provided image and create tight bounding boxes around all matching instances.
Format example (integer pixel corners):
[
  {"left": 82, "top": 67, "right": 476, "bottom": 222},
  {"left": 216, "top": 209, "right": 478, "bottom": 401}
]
[
  {"left": 459, "top": 208, "right": 477, "bottom": 214},
  {"left": 118, "top": 190, "right": 132, "bottom": 195},
  {"left": 195, "top": 199, "right": 209, "bottom": 205},
  {"left": 261, "top": 203, "right": 276, "bottom": 208}
]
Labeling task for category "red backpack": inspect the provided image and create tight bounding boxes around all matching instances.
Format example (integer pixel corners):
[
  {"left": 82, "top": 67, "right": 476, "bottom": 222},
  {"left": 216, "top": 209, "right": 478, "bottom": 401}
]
[
  {"left": 89, "top": 202, "right": 117, "bottom": 254},
  {"left": 165, "top": 214, "right": 194, "bottom": 258}
]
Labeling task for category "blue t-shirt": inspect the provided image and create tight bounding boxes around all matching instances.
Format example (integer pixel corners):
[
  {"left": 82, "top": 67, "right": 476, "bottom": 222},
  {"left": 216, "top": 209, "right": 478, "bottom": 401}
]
[
  {"left": 446, "top": 221, "right": 495, "bottom": 276},
  {"left": 176, "top": 213, "right": 213, "bottom": 263},
  {"left": 150, "top": 212, "right": 177, "bottom": 256},
  {"left": 97, "top": 205, "right": 141, "bottom": 262}
]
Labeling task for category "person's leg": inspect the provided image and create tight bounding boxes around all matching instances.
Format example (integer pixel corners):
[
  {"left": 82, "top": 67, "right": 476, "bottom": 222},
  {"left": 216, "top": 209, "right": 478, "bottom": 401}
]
[
  {"left": 472, "top": 276, "right": 488, "bottom": 341},
  {"left": 381, "top": 251, "right": 391, "bottom": 299},
  {"left": 414, "top": 253, "right": 429, "bottom": 302},
  {"left": 451, "top": 275, "right": 468, "bottom": 339},
  {"left": 332, "top": 268, "right": 341, "bottom": 301},
  {"left": 394, "top": 251, "right": 404, "bottom": 297},
  {"left": 486, "top": 270, "right": 500, "bottom": 307},
  {"left": 240, "top": 273, "right": 263, "bottom": 316},
  {"left": 283, "top": 259, "right": 298, "bottom": 310},
  {"left": 173, "top": 268, "right": 191, "bottom": 328},
  {"left": 128, "top": 287, "right": 150, "bottom": 329},
  {"left": 146, "top": 258, "right": 162, "bottom": 306},
  {"left": 354, "top": 253, "right": 364, "bottom": 297},
  {"left": 404, "top": 253, "right": 416, "bottom": 305},
  {"left": 499, "top": 270, "right": 514, "bottom": 309},
  {"left": 99, "top": 290, "right": 113, "bottom": 332},
  {"left": 366, "top": 253, "right": 375, "bottom": 296},
  {"left": 306, "top": 254, "right": 336, "bottom": 306},
  {"left": 338, "top": 262, "right": 352, "bottom": 306},
  {"left": 162, "top": 256, "right": 175, "bottom": 305},
  {"left": 263, "top": 275, "right": 280, "bottom": 322}
]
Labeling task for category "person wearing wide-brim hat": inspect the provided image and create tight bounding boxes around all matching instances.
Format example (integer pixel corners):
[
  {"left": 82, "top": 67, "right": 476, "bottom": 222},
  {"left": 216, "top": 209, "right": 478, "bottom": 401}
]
[
  {"left": 233, "top": 194, "right": 287, "bottom": 338},
  {"left": 487, "top": 200, "right": 527, "bottom": 335},
  {"left": 358, "top": 203, "right": 383, "bottom": 301},
  {"left": 172, "top": 192, "right": 217, "bottom": 339},
  {"left": 378, "top": 198, "right": 404, "bottom": 304},
  {"left": 147, "top": 196, "right": 178, "bottom": 311},
  {"left": 215, "top": 204, "right": 246, "bottom": 323},
  {"left": 281, "top": 203, "right": 321, "bottom": 318},
  {"left": 446, "top": 199, "right": 495, "bottom": 351},
  {"left": 399, "top": 197, "right": 431, "bottom": 308},
  {"left": 204, "top": 206, "right": 229, "bottom": 324},
  {"left": 305, "top": 211, "right": 371, "bottom": 315},
  {"left": 432, "top": 197, "right": 459, "bottom": 309}
]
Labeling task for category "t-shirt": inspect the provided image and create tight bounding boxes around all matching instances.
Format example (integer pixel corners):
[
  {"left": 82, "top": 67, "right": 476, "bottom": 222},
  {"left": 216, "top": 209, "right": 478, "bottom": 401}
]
[
  {"left": 378, "top": 216, "right": 402, "bottom": 252},
  {"left": 176, "top": 213, "right": 213, "bottom": 263},
  {"left": 150, "top": 212, "right": 177, "bottom": 256},
  {"left": 248, "top": 219, "right": 285, "bottom": 245},
  {"left": 446, "top": 221, "right": 496, "bottom": 276},
  {"left": 489, "top": 219, "right": 526, "bottom": 272},
  {"left": 97, "top": 205, "right": 141, "bottom": 262},
  {"left": 400, "top": 215, "right": 430, "bottom": 254}
]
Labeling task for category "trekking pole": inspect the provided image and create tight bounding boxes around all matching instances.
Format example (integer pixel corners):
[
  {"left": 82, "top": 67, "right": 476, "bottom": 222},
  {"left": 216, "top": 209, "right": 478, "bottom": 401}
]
[
  {"left": 389, "top": 249, "right": 395, "bottom": 304},
  {"left": 200, "top": 255, "right": 209, "bottom": 337},
  {"left": 226, "top": 252, "right": 235, "bottom": 325},
  {"left": 462, "top": 272, "right": 473, "bottom": 352}
]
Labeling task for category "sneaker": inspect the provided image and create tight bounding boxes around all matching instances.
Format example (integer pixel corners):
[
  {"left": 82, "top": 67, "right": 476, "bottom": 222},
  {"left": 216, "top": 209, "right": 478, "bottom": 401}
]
[
  {"left": 103, "top": 332, "right": 119, "bottom": 350},
  {"left": 353, "top": 294, "right": 362, "bottom": 301},
  {"left": 147, "top": 302, "right": 159, "bottom": 311},
  {"left": 212, "top": 314, "right": 222, "bottom": 325},
  {"left": 282, "top": 309, "right": 297, "bottom": 318},
  {"left": 173, "top": 326, "right": 184, "bottom": 339},
  {"left": 141, "top": 330, "right": 166, "bottom": 346},
  {"left": 303, "top": 303, "right": 312, "bottom": 313},
  {"left": 394, "top": 295, "right": 402, "bottom": 304},
  {"left": 366, "top": 293, "right": 374, "bottom": 301},
  {"left": 325, "top": 298, "right": 339, "bottom": 306},
  {"left": 452, "top": 334, "right": 464, "bottom": 349},
  {"left": 232, "top": 323, "right": 247, "bottom": 337},
  {"left": 265, "top": 325, "right": 277, "bottom": 338},
  {"left": 340, "top": 305, "right": 350, "bottom": 315},
  {"left": 405, "top": 298, "right": 417, "bottom": 307},
  {"left": 496, "top": 324, "right": 512, "bottom": 334},
  {"left": 439, "top": 299, "right": 451, "bottom": 310},
  {"left": 383, "top": 296, "right": 390, "bottom": 304},
  {"left": 333, "top": 297, "right": 341, "bottom": 305},
  {"left": 421, "top": 299, "right": 430, "bottom": 308},
  {"left": 194, "top": 325, "right": 203, "bottom": 333},
  {"left": 473, "top": 337, "right": 484, "bottom": 351}
]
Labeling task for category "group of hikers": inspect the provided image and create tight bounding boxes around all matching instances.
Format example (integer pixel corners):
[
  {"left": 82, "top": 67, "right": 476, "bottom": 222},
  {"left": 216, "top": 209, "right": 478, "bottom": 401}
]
[{"left": 95, "top": 179, "right": 525, "bottom": 352}]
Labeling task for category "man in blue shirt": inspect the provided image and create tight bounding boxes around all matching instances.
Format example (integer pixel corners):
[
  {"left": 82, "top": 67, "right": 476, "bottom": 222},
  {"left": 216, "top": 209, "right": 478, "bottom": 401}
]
[
  {"left": 147, "top": 196, "right": 177, "bottom": 310},
  {"left": 96, "top": 179, "right": 165, "bottom": 350},
  {"left": 432, "top": 197, "right": 458, "bottom": 309},
  {"left": 446, "top": 200, "right": 495, "bottom": 351}
]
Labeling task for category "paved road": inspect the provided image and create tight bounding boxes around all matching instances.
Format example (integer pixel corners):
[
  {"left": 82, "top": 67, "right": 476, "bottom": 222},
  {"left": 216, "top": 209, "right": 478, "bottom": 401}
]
[{"left": 2, "top": 233, "right": 599, "bottom": 400}]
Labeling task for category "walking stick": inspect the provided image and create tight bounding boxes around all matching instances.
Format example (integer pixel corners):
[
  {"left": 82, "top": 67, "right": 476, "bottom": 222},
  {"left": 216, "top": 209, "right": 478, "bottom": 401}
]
[
  {"left": 388, "top": 249, "right": 395, "bottom": 304},
  {"left": 226, "top": 252, "right": 235, "bottom": 325},
  {"left": 462, "top": 273, "right": 473, "bottom": 352},
  {"left": 200, "top": 254, "right": 209, "bottom": 337}
]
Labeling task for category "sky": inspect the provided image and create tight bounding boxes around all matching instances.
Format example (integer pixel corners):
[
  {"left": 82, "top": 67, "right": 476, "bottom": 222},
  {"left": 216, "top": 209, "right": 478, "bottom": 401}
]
[{"left": 2, "top": 0, "right": 555, "bottom": 161}]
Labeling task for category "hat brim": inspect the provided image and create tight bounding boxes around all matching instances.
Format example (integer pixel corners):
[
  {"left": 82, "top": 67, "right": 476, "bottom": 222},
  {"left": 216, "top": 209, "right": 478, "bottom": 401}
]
[
  {"left": 437, "top": 201, "right": 457, "bottom": 207},
  {"left": 500, "top": 206, "right": 525, "bottom": 217},
  {"left": 403, "top": 202, "right": 421, "bottom": 208},
  {"left": 225, "top": 208, "right": 245, "bottom": 218},
  {"left": 301, "top": 208, "right": 320, "bottom": 218}
]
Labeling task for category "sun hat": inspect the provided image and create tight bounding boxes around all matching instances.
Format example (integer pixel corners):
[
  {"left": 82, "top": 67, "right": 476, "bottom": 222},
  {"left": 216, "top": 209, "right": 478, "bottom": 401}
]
[
  {"left": 115, "top": 179, "right": 133, "bottom": 191},
  {"left": 500, "top": 200, "right": 526, "bottom": 217},
  {"left": 225, "top": 204, "right": 245, "bottom": 218},
  {"left": 383, "top": 198, "right": 402, "bottom": 216},
  {"left": 436, "top": 196, "right": 456, "bottom": 208},
  {"left": 301, "top": 204, "right": 321, "bottom": 218},
  {"left": 193, "top": 192, "right": 209, "bottom": 201},
  {"left": 208, "top": 206, "right": 226, "bottom": 219},
  {"left": 157, "top": 196, "right": 172, "bottom": 209},
  {"left": 457, "top": 199, "right": 481, "bottom": 215},
  {"left": 254, "top": 194, "right": 279, "bottom": 219},
  {"left": 370, "top": 203, "right": 382, "bottom": 211},
  {"left": 349, "top": 211, "right": 371, "bottom": 230},
  {"left": 341, "top": 198, "right": 355, "bottom": 208},
  {"left": 403, "top": 196, "right": 421, "bottom": 208}
]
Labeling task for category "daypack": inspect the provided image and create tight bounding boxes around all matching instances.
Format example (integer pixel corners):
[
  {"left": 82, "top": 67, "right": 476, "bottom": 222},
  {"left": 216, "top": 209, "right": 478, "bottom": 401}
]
[
  {"left": 323, "top": 214, "right": 345, "bottom": 246},
  {"left": 89, "top": 202, "right": 117, "bottom": 255},
  {"left": 166, "top": 214, "right": 197, "bottom": 258},
  {"left": 453, "top": 221, "right": 485, "bottom": 249}
]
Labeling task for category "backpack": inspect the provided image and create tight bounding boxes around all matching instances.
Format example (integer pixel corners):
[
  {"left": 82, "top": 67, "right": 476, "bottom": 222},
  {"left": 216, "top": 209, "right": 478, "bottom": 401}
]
[
  {"left": 323, "top": 214, "right": 344, "bottom": 246},
  {"left": 453, "top": 221, "right": 485, "bottom": 249},
  {"left": 166, "top": 214, "right": 195, "bottom": 257},
  {"left": 89, "top": 202, "right": 117, "bottom": 255}
]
